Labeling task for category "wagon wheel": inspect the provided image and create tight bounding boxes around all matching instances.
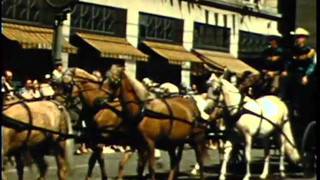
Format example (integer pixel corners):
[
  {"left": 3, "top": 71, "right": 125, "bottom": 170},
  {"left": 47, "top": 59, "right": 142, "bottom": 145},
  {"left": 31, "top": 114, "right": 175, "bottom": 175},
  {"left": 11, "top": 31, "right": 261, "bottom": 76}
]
[{"left": 301, "top": 121, "right": 316, "bottom": 177}]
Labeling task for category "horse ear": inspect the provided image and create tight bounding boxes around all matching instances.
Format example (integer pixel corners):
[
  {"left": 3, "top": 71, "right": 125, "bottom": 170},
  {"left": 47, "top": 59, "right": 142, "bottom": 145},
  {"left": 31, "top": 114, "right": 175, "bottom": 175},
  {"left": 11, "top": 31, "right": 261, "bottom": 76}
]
[{"left": 219, "top": 67, "right": 229, "bottom": 80}]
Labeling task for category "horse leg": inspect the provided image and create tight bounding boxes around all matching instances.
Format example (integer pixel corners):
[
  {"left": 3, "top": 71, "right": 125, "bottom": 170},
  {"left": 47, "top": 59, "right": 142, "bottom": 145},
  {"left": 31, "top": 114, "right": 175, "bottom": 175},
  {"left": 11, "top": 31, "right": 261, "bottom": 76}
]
[
  {"left": 218, "top": 139, "right": 225, "bottom": 164},
  {"left": 118, "top": 149, "right": 134, "bottom": 180},
  {"left": 136, "top": 148, "right": 148, "bottom": 180},
  {"left": 168, "top": 145, "right": 184, "bottom": 180},
  {"left": 191, "top": 143, "right": 208, "bottom": 176},
  {"left": 260, "top": 138, "right": 271, "bottom": 179},
  {"left": 31, "top": 153, "right": 48, "bottom": 180},
  {"left": 194, "top": 143, "right": 205, "bottom": 180},
  {"left": 14, "top": 153, "right": 24, "bottom": 180},
  {"left": 219, "top": 140, "right": 232, "bottom": 180},
  {"left": 279, "top": 135, "right": 286, "bottom": 178},
  {"left": 55, "top": 152, "right": 68, "bottom": 180},
  {"left": 243, "top": 135, "right": 252, "bottom": 180},
  {"left": 86, "top": 145, "right": 107, "bottom": 180},
  {"left": 146, "top": 139, "right": 156, "bottom": 180}
]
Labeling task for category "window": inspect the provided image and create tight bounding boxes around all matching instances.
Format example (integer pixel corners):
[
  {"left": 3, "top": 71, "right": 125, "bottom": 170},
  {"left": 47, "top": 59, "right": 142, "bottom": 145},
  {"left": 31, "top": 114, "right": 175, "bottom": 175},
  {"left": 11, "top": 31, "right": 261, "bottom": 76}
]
[
  {"left": 193, "top": 22, "right": 230, "bottom": 52},
  {"left": 238, "top": 30, "right": 267, "bottom": 58},
  {"left": 1, "top": 0, "right": 54, "bottom": 25},
  {"left": 139, "top": 13, "right": 183, "bottom": 43},
  {"left": 71, "top": 3, "right": 127, "bottom": 37}
]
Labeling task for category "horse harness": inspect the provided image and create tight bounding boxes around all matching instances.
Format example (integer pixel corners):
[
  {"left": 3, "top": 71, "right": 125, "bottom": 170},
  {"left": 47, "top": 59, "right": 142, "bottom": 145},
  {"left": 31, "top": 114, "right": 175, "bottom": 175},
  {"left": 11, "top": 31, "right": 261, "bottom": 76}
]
[
  {"left": 2, "top": 99, "right": 79, "bottom": 142},
  {"left": 215, "top": 87, "right": 296, "bottom": 148}
]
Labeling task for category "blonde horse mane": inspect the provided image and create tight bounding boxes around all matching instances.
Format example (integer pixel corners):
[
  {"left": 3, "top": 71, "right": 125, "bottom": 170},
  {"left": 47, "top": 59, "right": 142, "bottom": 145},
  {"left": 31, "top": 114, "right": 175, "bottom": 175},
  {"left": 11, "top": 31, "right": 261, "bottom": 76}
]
[
  {"left": 220, "top": 79, "right": 239, "bottom": 93},
  {"left": 124, "top": 72, "right": 156, "bottom": 101},
  {"left": 74, "top": 68, "right": 99, "bottom": 82}
]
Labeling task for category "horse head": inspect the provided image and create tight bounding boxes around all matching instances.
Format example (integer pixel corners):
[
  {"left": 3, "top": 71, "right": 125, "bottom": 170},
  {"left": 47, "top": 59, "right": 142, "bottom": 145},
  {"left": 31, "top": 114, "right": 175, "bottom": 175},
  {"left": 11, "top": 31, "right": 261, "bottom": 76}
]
[{"left": 59, "top": 67, "right": 114, "bottom": 108}]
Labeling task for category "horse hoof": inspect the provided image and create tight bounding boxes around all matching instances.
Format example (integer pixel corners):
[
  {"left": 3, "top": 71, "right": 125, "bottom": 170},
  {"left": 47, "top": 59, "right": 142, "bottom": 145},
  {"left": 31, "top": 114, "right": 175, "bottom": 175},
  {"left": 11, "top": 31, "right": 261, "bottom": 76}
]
[
  {"left": 280, "top": 171, "right": 286, "bottom": 178},
  {"left": 190, "top": 168, "right": 199, "bottom": 175},
  {"left": 243, "top": 175, "right": 250, "bottom": 180},
  {"left": 259, "top": 174, "right": 268, "bottom": 179},
  {"left": 218, "top": 175, "right": 226, "bottom": 180}
]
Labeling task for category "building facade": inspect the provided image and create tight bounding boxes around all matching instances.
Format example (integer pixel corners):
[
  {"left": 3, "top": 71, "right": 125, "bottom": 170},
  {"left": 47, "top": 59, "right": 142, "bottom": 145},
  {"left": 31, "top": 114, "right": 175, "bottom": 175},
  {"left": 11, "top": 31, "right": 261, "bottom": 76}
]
[
  {"left": 1, "top": 0, "right": 282, "bottom": 88},
  {"left": 295, "top": 0, "right": 316, "bottom": 48}
]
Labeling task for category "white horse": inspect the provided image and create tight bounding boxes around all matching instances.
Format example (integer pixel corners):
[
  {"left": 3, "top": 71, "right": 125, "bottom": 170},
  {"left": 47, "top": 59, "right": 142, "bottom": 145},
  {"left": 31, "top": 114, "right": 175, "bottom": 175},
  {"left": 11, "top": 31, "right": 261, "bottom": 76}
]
[{"left": 209, "top": 73, "right": 301, "bottom": 180}]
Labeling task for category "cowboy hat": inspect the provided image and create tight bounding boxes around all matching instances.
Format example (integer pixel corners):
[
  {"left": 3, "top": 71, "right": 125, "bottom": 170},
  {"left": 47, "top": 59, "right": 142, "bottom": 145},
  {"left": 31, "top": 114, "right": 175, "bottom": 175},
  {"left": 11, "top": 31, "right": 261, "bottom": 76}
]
[
  {"left": 290, "top": 27, "right": 310, "bottom": 36},
  {"left": 267, "top": 31, "right": 282, "bottom": 40}
]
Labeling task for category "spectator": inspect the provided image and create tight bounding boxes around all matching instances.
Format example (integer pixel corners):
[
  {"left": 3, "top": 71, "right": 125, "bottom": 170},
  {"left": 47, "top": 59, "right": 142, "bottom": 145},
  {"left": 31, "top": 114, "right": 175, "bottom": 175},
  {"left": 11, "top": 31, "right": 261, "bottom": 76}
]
[
  {"left": 32, "top": 80, "right": 42, "bottom": 99},
  {"left": 52, "top": 62, "right": 65, "bottom": 83},
  {"left": 19, "top": 79, "right": 34, "bottom": 100},
  {"left": 191, "top": 84, "right": 199, "bottom": 94},
  {"left": 40, "top": 74, "right": 55, "bottom": 99},
  {"left": 2, "top": 70, "right": 15, "bottom": 99}
]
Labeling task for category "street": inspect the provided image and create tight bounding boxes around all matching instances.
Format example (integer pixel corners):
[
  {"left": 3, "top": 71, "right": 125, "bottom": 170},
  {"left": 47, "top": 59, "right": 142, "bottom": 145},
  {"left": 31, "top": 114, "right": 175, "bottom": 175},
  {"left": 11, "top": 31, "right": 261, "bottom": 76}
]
[{"left": 4, "top": 147, "right": 316, "bottom": 180}]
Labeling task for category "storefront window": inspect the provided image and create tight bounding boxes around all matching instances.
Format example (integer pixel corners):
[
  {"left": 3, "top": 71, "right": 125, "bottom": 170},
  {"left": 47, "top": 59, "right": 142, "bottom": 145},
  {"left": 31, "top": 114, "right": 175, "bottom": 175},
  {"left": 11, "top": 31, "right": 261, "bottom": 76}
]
[
  {"left": 71, "top": 2, "right": 127, "bottom": 37},
  {"left": 238, "top": 30, "right": 267, "bottom": 58},
  {"left": 139, "top": 13, "right": 183, "bottom": 43},
  {"left": 2, "top": 0, "right": 54, "bottom": 25},
  {"left": 193, "top": 22, "right": 230, "bottom": 52}
]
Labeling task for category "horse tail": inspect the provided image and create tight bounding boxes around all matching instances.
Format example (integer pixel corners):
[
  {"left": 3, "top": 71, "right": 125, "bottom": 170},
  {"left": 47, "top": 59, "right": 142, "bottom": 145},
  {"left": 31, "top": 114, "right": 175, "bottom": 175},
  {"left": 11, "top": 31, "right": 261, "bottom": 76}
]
[
  {"left": 282, "top": 109, "right": 301, "bottom": 164},
  {"left": 61, "top": 107, "right": 75, "bottom": 173}
]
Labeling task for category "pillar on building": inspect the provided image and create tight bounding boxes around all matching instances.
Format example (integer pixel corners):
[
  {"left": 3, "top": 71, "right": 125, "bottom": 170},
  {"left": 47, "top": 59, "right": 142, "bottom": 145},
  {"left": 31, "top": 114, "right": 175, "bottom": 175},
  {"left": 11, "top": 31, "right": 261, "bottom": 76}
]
[
  {"left": 181, "top": 62, "right": 191, "bottom": 88},
  {"left": 182, "top": 15, "right": 194, "bottom": 88},
  {"left": 125, "top": 60, "right": 137, "bottom": 78},
  {"left": 230, "top": 14, "right": 240, "bottom": 58},
  {"left": 61, "top": 13, "right": 71, "bottom": 68},
  {"left": 125, "top": 7, "right": 139, "bottom": 78}
]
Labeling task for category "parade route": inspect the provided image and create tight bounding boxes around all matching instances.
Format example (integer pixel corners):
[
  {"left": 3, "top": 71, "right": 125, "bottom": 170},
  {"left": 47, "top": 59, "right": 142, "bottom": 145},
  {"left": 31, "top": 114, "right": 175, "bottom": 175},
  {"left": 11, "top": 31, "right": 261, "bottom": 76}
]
[{"left": 4, "top": 148, "right": 316, "bottom": 180}]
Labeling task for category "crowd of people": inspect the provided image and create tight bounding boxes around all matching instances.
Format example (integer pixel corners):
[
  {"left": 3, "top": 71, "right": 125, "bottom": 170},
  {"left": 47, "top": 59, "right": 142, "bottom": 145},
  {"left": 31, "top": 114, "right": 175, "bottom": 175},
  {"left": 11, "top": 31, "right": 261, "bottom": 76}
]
[{"left": 2, "top": 64, "right": 64, "bottom": 101}]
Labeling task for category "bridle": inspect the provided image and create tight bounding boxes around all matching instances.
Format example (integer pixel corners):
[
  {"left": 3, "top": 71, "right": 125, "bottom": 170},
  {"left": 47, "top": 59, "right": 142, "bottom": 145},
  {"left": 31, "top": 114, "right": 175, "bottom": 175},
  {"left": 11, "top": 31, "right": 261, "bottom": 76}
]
[
  {"left": 106, "top": 70, "right": 144, "bottom": 108},
  {"left": 61, "top": 68, "right": 114, "bottom": 100},
  {"left": 209, "top": 80, "right": 246, "bottom": 121}
]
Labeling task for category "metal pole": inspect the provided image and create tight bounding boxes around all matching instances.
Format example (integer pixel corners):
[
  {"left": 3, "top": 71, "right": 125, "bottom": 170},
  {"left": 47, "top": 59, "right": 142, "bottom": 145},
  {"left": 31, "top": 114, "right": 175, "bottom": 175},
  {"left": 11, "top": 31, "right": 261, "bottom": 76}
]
[{"left": 52, "top": 13, "right": 67, "bottom": 64}]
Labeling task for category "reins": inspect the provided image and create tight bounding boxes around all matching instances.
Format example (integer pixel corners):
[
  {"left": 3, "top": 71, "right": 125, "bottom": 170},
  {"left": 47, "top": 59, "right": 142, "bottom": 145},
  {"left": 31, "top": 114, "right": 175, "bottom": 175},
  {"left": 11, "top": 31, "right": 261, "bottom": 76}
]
[{"left": 215, "top": 82, "right": 297, "bottom": 149}]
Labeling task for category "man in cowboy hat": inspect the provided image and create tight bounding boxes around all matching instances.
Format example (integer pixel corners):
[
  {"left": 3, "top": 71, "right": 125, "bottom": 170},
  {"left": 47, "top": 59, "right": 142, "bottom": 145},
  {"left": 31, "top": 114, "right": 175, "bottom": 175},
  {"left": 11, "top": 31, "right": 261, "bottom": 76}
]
[
  {"left": 280, "top": 27, "right": 317, "bottom": 144},
  {"left": 261, "top": 33, "right": 285, "bottom": 94}
]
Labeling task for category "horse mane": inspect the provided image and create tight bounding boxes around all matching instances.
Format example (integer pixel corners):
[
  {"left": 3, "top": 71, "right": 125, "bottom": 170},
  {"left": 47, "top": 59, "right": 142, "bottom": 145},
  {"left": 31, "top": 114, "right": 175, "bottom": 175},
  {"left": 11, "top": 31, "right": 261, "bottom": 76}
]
[
  {"left": 160, "top": 82, "right": 179, "bottom": 93},
  {"left": 73, "top": 68, "right": 99, "bottom": 82},
  {"left": 124, "top": 72, "right": 156, "bottom": 101},
  {"left": 221, "top": 79, "right": 239, "bottom": 93}
]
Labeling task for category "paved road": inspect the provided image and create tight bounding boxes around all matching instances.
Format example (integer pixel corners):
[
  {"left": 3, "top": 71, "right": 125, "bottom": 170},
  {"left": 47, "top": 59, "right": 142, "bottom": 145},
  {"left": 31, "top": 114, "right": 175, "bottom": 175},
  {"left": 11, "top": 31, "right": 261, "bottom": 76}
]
[{"left": 4, "top": 147, "right": 316, "bottom": 180}]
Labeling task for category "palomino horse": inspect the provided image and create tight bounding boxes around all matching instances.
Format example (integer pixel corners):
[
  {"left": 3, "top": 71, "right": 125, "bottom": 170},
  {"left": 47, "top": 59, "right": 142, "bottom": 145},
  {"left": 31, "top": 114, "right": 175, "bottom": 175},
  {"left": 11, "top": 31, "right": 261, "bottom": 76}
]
[
  {"left": 60, "top": 67, "right": 142, "bottom": 180},
  {"left": 2, "top": 97, "right": 73, "bottom": 180},
  {"left": 105, "top": 65, "right": 207, "bottom": 180},
  {"left": 208, "top": 73, "right": 301, "bottom": 180}
]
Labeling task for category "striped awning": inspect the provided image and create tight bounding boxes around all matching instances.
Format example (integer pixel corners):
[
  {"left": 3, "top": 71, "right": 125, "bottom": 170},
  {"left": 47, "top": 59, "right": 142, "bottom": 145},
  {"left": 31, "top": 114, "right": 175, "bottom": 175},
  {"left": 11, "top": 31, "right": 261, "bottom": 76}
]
[
  {"left": 193, "top": 49, "right": 259, "bottom": 75},
  {"left": 143, "top": 41, "right": 201, "bottom": 65},
  {"left": 2, "top": 23, "right": 77, "bottom": 54},
  {"left": 76, "top": 32, "right": 148, "bottom": 61}
]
